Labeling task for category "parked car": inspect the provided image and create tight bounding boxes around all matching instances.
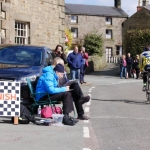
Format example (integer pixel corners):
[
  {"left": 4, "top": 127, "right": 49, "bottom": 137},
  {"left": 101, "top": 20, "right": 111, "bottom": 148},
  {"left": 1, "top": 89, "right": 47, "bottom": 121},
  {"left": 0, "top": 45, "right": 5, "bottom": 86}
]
[{"left": 0, "top": 44, "right": 55, "bottom": 103}]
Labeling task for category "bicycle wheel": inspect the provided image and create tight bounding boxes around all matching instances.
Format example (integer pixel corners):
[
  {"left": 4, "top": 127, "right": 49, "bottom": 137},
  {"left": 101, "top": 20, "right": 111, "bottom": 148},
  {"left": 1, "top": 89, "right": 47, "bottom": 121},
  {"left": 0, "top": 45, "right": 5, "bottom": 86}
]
[{"left": 146, "top": 74, "right": 150, "bottom": 102}]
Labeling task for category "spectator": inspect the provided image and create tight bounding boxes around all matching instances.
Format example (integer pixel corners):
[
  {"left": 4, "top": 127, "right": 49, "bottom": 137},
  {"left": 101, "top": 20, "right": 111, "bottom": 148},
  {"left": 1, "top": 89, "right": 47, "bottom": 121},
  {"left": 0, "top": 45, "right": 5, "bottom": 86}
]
[
  {"left": 126, "top": 53, "right": 133, "bottom": 78},
  {"left": 35, "top": 64, "right": 90, "bottom": 125},
  {"left": 53, "top": 57, "right": 90, "bottom": 120},
  {"left": 54, "top": 45, "right": 67, "bottom": 64},
  {"left": 133, "top": 55, "right": 140, "bottom": 79},
  {"left": 79, "top": 47, "right": 89, "bottom": 84},
  {"left": 120, "top": 55, "right": 127, "bottom": 79},
  {"left": 67, "top": 45, "right": 83, "bottom": 81}
]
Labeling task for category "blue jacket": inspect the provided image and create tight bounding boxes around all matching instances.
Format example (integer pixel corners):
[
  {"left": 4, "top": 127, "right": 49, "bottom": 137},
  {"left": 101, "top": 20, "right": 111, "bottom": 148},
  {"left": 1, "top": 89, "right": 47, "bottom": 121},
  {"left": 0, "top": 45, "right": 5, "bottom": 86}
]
[
  {"left": 36, "top": 66, "right": 66, "bottom": 101},
  {"left": 67, "top": 52, "right": 84, "bottom": 69}
]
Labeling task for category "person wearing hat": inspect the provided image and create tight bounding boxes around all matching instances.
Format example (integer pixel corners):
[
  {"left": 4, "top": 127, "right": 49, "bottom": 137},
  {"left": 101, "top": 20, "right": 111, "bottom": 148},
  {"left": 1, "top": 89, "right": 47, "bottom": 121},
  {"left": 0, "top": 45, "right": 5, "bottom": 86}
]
[{"left": 35, "top": 63, "right": 90, "bottom": 125}]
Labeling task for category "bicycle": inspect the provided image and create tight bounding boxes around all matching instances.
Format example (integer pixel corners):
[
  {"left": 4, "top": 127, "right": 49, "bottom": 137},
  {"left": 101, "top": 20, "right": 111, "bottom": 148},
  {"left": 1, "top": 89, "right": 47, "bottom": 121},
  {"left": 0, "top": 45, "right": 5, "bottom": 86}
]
[{"left": 143, "top": 69, "right": 150, "bottom": 102}]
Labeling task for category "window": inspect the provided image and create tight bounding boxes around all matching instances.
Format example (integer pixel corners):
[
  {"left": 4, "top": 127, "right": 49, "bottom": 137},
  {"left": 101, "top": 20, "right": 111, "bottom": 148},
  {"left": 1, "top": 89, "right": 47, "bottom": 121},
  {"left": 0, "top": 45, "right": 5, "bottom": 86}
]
[
  {"left": 15, "top": 21, "right": 30, "bottom": 44},
  {"left": 106, "top": 29, "right": 112, "bottom": 39},
  {"left": 116, "top": 46, "right": 122, "bottom": 55},
  {"left": 106, "top": 17, "right": 112, "bottom": 25},
  {"left": 116, "top": 46, "right": 120, "bottom": 55},
  {"left": 71, "top": 28, "right": 78, "bottom": 38},
  {"left": 71, "top": 15, "right": 78, "bottom": 23}
]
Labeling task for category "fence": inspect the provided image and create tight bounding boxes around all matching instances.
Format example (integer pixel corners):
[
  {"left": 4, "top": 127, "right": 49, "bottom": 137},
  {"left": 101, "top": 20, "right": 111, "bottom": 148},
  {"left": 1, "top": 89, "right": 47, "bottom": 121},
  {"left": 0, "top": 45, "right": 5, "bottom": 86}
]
[{"left": 106, "top": 56, "right": 120, "bottom": 64}]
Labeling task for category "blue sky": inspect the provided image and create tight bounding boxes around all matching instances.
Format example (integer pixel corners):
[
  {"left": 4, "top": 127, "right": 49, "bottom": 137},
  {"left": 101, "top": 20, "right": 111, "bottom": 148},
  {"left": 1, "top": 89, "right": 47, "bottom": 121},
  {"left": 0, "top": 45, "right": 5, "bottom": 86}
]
[{"left": 65, "top": 0, "right": 138, "bottom": 16}]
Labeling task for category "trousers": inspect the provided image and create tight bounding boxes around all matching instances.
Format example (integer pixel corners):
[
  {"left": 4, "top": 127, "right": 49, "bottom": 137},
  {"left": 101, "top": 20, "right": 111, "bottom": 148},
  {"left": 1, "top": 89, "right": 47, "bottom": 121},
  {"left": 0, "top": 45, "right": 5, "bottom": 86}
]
[{"left": 39, "top": 92, "right": 74, "bottom": 114}]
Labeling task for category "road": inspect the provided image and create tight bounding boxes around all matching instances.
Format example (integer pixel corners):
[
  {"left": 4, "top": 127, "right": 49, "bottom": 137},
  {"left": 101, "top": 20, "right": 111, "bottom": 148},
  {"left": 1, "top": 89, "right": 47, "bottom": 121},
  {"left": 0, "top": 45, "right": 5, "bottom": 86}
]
[{"left": 0, "top": 63, "right": 149, "bottom": 150}]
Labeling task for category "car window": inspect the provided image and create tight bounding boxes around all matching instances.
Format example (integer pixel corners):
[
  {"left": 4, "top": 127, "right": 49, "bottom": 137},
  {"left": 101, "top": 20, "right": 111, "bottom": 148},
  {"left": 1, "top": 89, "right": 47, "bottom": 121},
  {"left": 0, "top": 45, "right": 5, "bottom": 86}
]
[{"left": 0, "top": 46, "right": 43, "bottom": 66}]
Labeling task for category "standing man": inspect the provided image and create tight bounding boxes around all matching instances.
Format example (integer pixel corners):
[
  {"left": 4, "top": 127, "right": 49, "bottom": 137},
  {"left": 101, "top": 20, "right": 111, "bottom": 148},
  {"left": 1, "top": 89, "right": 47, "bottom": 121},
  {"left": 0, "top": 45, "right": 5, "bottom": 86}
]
[
  {"left": 67, "top": 45, "right": 83, "bottom": 81},
  {"left": 126, "top": 53, "right": 133, "bottom": 78},
  {"left": 80, "top": 47, "right": 89, "bottom": 84}
]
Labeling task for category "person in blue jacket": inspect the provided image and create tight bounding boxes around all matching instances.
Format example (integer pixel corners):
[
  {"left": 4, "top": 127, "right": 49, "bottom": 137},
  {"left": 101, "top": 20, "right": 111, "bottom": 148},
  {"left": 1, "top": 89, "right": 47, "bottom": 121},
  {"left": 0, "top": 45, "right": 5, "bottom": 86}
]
[
  {"left": 36, "top": 64, "right": 89, "bottom": 125},
  {"left": 67, "top": 45, "right": 84, "bottom": 81}
]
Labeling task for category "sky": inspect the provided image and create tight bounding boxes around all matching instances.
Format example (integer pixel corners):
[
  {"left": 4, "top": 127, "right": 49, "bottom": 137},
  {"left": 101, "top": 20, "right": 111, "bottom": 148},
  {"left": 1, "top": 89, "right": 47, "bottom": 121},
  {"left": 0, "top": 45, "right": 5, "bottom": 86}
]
[{"left": 65, "top": 0, "right": 138, "bottom": 17}]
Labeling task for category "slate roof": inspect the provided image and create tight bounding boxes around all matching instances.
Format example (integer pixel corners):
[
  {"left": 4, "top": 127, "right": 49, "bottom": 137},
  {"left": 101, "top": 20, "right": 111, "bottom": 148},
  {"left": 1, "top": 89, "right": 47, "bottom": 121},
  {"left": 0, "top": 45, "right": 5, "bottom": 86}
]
[
  {"left": 65, "top": 3, "right": 128, "bottom": 18},
  {"left": 145, "top": 5, "right": 150, "bottom": 10}
]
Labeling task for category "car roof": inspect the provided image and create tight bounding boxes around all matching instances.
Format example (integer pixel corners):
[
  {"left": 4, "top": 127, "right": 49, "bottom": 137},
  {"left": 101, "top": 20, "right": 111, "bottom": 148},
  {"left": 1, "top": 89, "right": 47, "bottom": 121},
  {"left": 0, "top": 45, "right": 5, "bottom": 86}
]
[{"left": 0, "top": 44, "right": 47, "bottom": 49}]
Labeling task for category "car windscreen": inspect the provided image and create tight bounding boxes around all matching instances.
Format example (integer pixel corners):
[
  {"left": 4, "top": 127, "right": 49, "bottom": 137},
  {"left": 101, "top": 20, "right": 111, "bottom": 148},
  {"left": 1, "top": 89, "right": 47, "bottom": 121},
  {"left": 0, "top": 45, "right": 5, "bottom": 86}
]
[{"left": 0, "top": 46, "right": 43, "bottom": 66}]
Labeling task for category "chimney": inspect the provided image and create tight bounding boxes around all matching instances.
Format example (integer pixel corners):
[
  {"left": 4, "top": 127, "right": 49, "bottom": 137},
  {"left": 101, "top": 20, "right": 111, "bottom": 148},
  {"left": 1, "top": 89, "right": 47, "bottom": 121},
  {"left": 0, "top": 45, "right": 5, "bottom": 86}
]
[
  {"left": 114, "top": 0, "right": 121, "bottom": 8},
  {"left": 137, "top": 0, "right": 149, "bottom": 11}
]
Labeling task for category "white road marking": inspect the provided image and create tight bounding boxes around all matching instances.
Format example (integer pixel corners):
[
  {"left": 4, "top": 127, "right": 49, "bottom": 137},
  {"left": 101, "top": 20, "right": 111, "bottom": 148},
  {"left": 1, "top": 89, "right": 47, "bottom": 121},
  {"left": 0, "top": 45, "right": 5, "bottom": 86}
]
[
  {"left": 85, "top": 107, "right": 89, "bottom": 112},
  {"left": 86, "top": 101, "right": 91, "bottom": 105},
  {"left": 83, "top": 148, "right": 91, "bottom": 150},
  {"left": 92, "top": 87, "right": 95, "bottom": 88},
  {"left": 84, "top": 120, "right": 89, "bottom": 123},
  {"left": 83, "top": 127, "right": 90, "bottom": 138}
]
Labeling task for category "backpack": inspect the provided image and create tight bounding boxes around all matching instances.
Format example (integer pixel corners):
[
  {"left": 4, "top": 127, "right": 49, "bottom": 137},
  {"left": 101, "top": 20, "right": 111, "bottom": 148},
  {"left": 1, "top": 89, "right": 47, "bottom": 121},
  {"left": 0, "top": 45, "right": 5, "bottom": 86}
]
[
  {"left": 41, "top": 106, "right": 62, "bottom": 118},
  {"left": 19, "top": 104, "right": 36, "bottom": 124}
]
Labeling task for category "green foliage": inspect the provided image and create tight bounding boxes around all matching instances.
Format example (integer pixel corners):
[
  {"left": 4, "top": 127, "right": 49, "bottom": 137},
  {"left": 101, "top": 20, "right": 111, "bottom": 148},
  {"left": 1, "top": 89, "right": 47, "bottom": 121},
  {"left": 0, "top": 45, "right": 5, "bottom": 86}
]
[
  {"left": 83, "top": 31, "right": 103, "bottom": 56},
  {"left": 65, "top": 29, "right": 73, "bottom": 53},
  {"left": 124, "top": 29, "right": 150, "bottom": 56}
]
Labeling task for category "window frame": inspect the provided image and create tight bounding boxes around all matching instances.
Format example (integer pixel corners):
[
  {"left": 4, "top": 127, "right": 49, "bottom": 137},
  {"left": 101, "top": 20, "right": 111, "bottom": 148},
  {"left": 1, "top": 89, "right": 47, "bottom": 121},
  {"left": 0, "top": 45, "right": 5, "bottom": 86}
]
[
  {"left": 71, "top": 15, "right": 78, "bottom": 23},
  {"left": 106, "top": 17, "right": 112, "bottom": 25},
  {"left": 71, "top": 27, "right": 78, "bottom": 38},
  {"left": 106, "top": 29, "right": 113, "bottom": 39},
  {"left": 15, "top": 21, "right": 30, "bottom": 45}
]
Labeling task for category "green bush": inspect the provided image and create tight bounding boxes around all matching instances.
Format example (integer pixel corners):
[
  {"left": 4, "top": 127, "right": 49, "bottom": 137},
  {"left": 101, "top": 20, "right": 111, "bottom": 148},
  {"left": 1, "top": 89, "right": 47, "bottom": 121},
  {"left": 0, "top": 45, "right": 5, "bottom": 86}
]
[
  {"left": 124, "top": 29, "right": 150, "bottom": 56},
  {"left": 84, "top": 31, "right": 103, "bottom": 56}
]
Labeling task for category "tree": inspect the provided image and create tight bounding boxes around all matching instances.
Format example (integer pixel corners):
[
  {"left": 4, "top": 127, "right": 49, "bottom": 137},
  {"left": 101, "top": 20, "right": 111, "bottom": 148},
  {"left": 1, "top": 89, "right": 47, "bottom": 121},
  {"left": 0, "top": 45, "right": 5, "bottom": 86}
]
[
  {"left": 84, "top": 31, "right": 103, "bottom": 56},
  {"left": 124, "top": 29, "right": 150, "bottom": 56}
]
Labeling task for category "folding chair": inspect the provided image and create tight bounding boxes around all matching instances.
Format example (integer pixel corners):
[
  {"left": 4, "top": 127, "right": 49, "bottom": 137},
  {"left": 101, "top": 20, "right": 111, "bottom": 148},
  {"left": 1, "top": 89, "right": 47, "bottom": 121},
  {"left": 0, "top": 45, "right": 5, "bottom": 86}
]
[
  {"left": 26, "top": 78, "right": 56, "bottom": 115},
  {"left": 26, "top": 78, "right": 76, "bottom": 118}
]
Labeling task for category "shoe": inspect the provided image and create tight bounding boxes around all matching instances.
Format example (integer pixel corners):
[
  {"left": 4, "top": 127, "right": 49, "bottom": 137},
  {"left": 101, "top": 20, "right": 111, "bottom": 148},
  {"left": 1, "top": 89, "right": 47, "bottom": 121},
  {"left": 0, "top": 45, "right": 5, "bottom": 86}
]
[
  {"left": 78, "top": 96, "right": 90, "bottom": 105},
  {"left": 69, "top": 116, "right": 79, "bottom": 124},
  {"left": 80, "top": 81, "right": 83, "bottom": 84},
  {"left": 63, "top": 115, "right": 76, "bottom": 126},
  {"left": 77, "top": 114, "right": 90, "bottom": 120},
  {"left": 83, "top": 81, "right": 86, "bottom": 83},
  {"left": 143, "top": 85, "right": 146, "bottom": 91}
]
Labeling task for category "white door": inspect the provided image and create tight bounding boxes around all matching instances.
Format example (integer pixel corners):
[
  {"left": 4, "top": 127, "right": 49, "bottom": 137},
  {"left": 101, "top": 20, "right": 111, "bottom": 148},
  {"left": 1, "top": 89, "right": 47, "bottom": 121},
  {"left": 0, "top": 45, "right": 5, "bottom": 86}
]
[{"left": 106, "top": 47, "right": 112, "bottom": 62}]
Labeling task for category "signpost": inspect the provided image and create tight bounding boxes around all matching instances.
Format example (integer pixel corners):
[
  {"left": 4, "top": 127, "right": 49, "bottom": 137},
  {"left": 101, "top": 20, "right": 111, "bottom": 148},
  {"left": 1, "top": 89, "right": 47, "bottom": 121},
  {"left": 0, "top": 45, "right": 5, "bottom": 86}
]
[{"left": 0, "top": 81, "right": 20, "bottom": 124}]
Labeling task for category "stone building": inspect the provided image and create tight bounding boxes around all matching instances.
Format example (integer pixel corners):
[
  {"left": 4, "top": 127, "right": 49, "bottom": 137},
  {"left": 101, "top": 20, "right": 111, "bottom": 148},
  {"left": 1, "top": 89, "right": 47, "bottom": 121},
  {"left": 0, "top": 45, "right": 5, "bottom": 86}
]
[
  {"left": 0, "top": 0, "right": 65, "bottom": 49},
  {"left": 65, "top": 0, "right": 128, "bottom": 61},
  {"left": 122, "top": 0, "right": 150, "bottom": 54}
]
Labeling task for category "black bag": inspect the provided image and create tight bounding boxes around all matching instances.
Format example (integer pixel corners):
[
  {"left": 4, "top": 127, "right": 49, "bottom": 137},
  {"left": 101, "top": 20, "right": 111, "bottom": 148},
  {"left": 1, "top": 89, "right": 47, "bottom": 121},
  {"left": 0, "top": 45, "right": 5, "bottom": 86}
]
[{"left": 19, "top": 104, "right": 36, "bottom": 124}]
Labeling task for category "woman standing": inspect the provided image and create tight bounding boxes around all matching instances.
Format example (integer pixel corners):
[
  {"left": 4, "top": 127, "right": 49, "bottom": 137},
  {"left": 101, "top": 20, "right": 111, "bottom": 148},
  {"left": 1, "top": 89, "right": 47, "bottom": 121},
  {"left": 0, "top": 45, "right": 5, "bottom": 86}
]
[
  {"left": 120, "top": 55, "right": 127, "bottom": 79},
  {"left": 133, "top": 55, "right": 140, "bottom": 79},
  {"left": 54, "top": 45, "right": 67, "bottom": 64}
]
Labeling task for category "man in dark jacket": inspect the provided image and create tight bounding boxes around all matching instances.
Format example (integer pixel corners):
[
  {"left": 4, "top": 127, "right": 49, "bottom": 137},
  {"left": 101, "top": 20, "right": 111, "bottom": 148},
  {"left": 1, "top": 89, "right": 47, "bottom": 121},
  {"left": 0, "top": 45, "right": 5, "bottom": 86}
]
[
  {"left": 126, "top": 53, "right": 133, "bottom": 78},
  {"left": 67, "top": 45, "right": 84, "bottom": 81}
]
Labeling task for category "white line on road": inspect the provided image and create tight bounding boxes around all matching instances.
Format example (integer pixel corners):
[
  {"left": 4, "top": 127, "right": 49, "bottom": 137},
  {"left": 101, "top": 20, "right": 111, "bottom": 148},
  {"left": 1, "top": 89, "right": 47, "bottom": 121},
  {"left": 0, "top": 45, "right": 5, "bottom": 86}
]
[
  {"left": 92, "top": 87, "right": 95, "bottom": 88},
  {"left": 83, "top": 148, "right": 91, "bottom": 150},
  {"left": 84, "top": 107, "right": 89, "bottom": 112},
  {"left": 86, "top": 101, "right": 91, "bottom": 105},
  {"left": 84, "top": 120, "right": 89, "bottom": 123},
  {"left": 83, "top": 127, "right": 90, "bottom": 138}
]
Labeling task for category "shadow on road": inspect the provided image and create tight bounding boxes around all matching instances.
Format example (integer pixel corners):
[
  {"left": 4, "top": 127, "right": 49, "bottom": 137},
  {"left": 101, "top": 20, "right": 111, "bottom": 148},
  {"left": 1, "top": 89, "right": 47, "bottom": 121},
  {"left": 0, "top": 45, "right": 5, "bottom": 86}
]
[
  {"left": 87, "top": 63, "right": 120, "bottom": 77},
  {"left": 92, "top": 98, "right": 150, "bottom": 105}
]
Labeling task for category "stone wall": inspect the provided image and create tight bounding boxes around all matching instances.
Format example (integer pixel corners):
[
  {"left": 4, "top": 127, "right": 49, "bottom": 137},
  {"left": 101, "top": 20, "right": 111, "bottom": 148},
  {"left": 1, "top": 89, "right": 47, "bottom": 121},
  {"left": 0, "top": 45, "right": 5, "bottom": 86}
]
[
  {"left": 1, "top": 0, "right": 65, "bottom": 49},
  {"left": 65, "top": 14, "right": 126, "bottom": 56},
  {"left": 122, "top": 8, "right": 150, "bottom": 53}
]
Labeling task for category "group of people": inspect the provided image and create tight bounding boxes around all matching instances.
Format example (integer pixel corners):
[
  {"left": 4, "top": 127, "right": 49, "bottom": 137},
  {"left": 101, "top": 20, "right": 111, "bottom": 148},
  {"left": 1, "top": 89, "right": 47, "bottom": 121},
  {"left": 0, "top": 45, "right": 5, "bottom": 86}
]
[
  {"left": 54, "top": 45, "right": 89, "bottom": 84},
  {"left": 120, "top": 53, "right": 140, "bottom": 79},
  {"left": 35, "top": 44, "right": 90, "bottom": 126},
  {"left": 120, "top": 45, "right": 150, "bottom": 92}
]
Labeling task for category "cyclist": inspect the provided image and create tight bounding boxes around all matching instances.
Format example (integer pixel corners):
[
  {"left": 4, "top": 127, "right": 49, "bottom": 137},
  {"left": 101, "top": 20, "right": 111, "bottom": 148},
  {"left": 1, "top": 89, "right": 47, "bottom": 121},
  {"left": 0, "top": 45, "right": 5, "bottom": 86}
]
[{"left": 139, "top": 46, "right": 150, "bottom": 91}]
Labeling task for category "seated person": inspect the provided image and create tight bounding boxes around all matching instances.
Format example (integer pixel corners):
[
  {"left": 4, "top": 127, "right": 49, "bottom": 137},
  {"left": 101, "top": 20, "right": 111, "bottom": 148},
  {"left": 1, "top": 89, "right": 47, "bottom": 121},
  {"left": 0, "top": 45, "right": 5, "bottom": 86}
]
[
  {"left": 35, "top": 63, "right": 90, "bottom": 126},
  {"left": 53, "top": 57, "right": 90, "bottom": 120}
]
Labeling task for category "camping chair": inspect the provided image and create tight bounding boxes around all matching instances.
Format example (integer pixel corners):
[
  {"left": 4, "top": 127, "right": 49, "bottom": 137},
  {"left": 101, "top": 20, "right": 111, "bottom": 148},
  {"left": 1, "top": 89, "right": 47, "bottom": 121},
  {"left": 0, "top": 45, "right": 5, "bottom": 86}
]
[
  {"left": 26, "top": 78, "right": 76, "bottom": 118},
  {"left": 26, "top": 78, "right": 57, "bottom": 115}
]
